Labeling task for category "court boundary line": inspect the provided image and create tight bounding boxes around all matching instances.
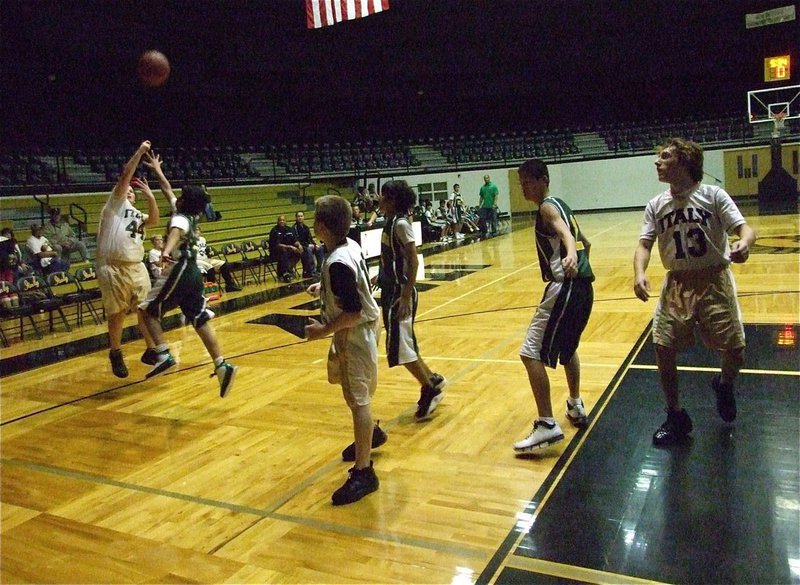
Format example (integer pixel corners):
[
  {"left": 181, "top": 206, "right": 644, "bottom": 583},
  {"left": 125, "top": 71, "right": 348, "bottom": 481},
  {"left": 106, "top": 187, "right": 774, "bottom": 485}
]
[
  {"left": 475, "top": 320, "right": 799, "bottom": 584},
  {"left": 475, "top": 322, "right": 654, "bottom": 584}
]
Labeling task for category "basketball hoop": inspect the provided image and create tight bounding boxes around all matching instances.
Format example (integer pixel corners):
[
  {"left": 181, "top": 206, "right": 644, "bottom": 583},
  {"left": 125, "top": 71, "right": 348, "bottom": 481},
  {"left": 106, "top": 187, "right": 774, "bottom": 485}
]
[{"left": 771, "top": 111, "right": 787, "bottom": 137}]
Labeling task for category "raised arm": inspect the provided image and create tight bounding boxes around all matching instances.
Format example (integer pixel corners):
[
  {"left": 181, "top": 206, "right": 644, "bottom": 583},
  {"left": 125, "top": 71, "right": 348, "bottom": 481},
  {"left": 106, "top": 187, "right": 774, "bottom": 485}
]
[
  {"left": 113, "top": 140, "right": 151, "bottom": 200},
  {"left": 132, "top": 176, "right": 160, "bottom": 228},
  {"left": 142, "top": 151, "right": 177, "bottom": 213}
]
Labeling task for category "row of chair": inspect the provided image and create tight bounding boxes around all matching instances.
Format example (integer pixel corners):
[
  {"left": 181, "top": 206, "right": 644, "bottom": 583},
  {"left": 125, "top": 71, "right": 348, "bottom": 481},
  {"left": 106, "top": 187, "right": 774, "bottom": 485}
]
[
  {"left": 0, "top": 266, "right": 103, "bottom": 346},
  {"left": 0, "top": 238, "right": 296, "bottom": 346},
  {"left": 207, "top": 240, "right": 280, "bottom": 288}
]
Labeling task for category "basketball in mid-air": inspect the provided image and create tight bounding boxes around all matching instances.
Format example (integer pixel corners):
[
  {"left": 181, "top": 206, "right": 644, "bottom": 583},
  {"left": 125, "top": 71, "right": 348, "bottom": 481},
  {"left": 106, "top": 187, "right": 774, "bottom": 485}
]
[{"left": 137, "top": 50, "right": 171, "bottom": 87}]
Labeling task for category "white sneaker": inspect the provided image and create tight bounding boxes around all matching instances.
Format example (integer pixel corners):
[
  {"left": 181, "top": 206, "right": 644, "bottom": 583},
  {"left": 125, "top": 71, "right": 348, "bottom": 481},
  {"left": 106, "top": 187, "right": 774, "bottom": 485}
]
[
  {"left": 566, "top": 398, "right": 588, "bottom": 427},
  {"left": 513, "top": 420, "right": 564, "bottom": 452},
  {"left": 455, "top": 233, "right": 465, "bottom": 240}
]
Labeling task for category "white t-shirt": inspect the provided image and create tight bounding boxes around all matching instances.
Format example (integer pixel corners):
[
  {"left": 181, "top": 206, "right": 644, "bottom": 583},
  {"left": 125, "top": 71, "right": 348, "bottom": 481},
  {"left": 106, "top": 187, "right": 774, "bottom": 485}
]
[
  {"left": 640, "top": 184, "right": 745, "bottom": 271},
  {"left": 96, "top": 195, "right": 149, "bottom": 265},
  {"left": 26, "top": 235, "right": 53, "bottom": 268}
]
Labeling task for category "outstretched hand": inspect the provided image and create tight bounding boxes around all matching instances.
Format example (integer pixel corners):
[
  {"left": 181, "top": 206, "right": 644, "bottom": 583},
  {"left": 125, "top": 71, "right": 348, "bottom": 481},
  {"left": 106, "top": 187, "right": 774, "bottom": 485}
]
[
  {"left": 131, "top": 176, "right": 154, "bottom": 197},
  {"left": 142, "top": 151, "right": 164, "bottom": 172}
]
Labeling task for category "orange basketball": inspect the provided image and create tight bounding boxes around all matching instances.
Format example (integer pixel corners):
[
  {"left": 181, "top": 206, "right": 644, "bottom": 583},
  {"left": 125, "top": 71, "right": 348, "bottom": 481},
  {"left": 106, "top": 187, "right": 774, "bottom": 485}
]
[{"left": 137, "top": 50, "right": 171, "bottom": 87}]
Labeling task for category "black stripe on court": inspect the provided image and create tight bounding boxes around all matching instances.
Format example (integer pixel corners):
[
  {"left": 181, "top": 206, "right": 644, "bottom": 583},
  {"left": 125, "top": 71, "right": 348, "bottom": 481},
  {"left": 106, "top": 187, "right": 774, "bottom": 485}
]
[
  {"left": 481, "top": 323, "right": 799, "bottom": 585},
  {"left": 476, "top": 322, "right": 653, "bottom": 584}
]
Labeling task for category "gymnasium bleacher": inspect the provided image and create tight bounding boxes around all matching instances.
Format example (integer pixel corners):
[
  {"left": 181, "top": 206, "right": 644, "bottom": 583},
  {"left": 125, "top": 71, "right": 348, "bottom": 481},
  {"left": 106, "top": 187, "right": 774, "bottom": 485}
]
[{"left": 1, "top": 110, "right": 796, "bottom": 343}]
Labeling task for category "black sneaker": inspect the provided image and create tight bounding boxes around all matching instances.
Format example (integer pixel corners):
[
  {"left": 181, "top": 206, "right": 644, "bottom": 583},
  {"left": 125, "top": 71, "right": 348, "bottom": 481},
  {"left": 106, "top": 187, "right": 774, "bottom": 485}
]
[
  {"left": 342, "top": 421, "right": 388, "bottom": 462},
  {"left": 225, "top": 283, "right": 242, "bottom": 292},
  {"left": 145, "top": 351, "right": 176, "bottom": 379},
  {"left": 141, "top": 348, "right": 159, "bottom": 366},
  {"left": 331, "top": 462, "right": 379, "bottom": 506},
  {"left": 109, "top": 349, "right": 128, "bottom": 378},
  {"left": 652, "top": 409, "right": 693, "bottom": 446},
  {"left": 712, "top": 375, "right": 737, "bottom": 422},
  {"left": 415, "top": 374, "right": 446, "bottom": 420}
]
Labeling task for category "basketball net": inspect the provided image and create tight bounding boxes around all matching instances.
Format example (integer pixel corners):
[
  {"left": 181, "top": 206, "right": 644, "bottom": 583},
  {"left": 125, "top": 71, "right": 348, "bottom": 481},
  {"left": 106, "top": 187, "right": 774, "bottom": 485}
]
[{"left": 772, "top": 111, "right": 787, "bottom": 138}]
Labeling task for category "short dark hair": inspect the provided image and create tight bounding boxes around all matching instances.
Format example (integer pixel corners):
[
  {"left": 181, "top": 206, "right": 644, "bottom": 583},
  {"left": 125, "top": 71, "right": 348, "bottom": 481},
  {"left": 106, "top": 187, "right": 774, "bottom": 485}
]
[
  {"left": 381, "top": 180, "right": 416, "bottom": 214},
  {"left": 315, "top": 195, "right": 352, "bottom": 240},
  {"left": 518, "top": 158, "right": 549, "bottom": 179},
  {"left": 177, "top": 185, "right": 209, "bottom": 216}
]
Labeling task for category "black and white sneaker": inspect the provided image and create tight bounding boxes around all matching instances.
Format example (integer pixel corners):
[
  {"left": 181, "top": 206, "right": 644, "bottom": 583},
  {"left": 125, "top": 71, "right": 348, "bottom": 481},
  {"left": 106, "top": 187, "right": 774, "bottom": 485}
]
[
  {"left": 342, "top": 421, "right": 388, "bottom": 462},
  {"left": 652, "top": 409, "right": 693, "bottom": 446},
  {"left": 212, "top": 361, "right": 237, "bottom": 398},
  {"left": 145, "top": 351, "right": 176, "bottom": 379},
  {"left": 331, "top": 461, "right": 379, "bottom": 506},
  {"left": 566, "top": 398, "right": 588, "bottom": 427},
  {"left": 415, "top": 374, "right": 446, "bottom": 420},
  {"left": 513, "top": 419, "right": 564, "bottom": 452}
]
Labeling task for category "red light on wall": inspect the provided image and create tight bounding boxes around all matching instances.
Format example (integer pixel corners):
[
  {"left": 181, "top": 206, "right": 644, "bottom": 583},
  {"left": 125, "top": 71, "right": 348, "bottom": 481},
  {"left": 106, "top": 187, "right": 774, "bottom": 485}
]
[{"left": 776, "top": 324, "right": 797, "bottom": 348}]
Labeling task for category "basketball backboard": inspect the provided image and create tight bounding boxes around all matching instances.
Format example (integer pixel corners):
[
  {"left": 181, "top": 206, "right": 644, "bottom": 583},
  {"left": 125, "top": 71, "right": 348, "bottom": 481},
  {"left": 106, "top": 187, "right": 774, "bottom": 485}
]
[{"left": 747, "top": 84, "right": 800, "bottom": 123}]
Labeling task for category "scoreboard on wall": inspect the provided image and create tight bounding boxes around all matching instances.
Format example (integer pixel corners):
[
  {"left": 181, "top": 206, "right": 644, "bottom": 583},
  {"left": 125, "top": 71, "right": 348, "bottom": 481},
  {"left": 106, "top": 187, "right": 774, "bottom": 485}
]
[{"left": 764, "top": 55, "right": 791, "bottom": 83}]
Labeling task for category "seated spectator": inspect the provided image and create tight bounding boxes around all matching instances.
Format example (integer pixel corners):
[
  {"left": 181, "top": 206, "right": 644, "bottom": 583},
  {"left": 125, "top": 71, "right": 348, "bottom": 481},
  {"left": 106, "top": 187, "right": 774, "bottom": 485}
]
[
  {"left": 26, "top": 223, "right": 70, "bottom": 274},
  {"left": 351, "top": 204, "right": 365, "bottom": 228},
  {"left": 445, "top": 198, "right": 465, "bottom": 240},
  {"left": 353, "top": 186, "right": 368, "bottom": 211},
  {"left": 194, "top": 226, "right": 241, "bottom": 292},
  {"left": 0, "top": 227, "right": 34, "bottom": 282},
  {"left": 436, "top": 199, "right": 458, "bottom": 240},
  {"left": 268, "top": 215, "right": 303, "bottom": 282},
  {"left": 366, "top": 183, "right": 380, "bottom": 211},
  {"left": 462, "top": 204, "right": 480, "bottom": 234},
  {"left": 424, "top": 200, "right": 451, "bottom": 241},
  {"left": 293, "top": 211, "right": 325, "bottom": 277},
  {"left": 43, "top": 207, "right": 89, "bottom": 262},
  {"left": 147, "top": 234, "right": 165, "bottom": 282}
]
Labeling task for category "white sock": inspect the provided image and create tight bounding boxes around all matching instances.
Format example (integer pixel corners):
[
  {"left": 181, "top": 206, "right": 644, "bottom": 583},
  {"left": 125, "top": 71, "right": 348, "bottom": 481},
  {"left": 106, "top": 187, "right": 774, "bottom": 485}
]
[
  {"left": 214, "top": 356, "right": 224, "bottom": 367},
  {"left": 567, "top": 397, "right": 582, "bottom": 406}
]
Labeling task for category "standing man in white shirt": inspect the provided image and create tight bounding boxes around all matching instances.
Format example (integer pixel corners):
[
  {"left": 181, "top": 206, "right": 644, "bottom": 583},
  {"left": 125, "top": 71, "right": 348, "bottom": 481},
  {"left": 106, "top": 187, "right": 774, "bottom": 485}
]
[{"left": 634, "top": 138, "right": 756, "bottom": 446}]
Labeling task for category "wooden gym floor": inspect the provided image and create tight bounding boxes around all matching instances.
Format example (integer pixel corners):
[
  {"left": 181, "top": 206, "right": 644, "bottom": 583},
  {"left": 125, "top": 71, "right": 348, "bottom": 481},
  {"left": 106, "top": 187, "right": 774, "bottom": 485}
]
[{"left": 1, "top": 207, "right": 798, "bottom": 584}]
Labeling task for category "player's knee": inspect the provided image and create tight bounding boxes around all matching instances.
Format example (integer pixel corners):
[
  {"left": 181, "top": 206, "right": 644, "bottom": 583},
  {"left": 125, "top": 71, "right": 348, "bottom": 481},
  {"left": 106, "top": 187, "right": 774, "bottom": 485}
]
[
  {"left": 192, "top": 308, "right": 214, "bottom": 329},
  {"left": 722, "top": 346, "right": 744, "bottom": 368}
]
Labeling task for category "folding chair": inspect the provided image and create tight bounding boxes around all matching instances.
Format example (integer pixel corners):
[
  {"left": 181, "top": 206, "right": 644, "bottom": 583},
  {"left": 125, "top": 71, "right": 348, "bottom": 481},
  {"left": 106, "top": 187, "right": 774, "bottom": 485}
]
[
  {"left": 73, "top": 265, "right": 106, "bottom": 322},
  {"left": 221, "top": 243, "right": 261, "bottom": 287},
  {"left": 47, "top": 270, "right": 103, "bottom": 326},
  {"left": 241, "top": 240, "right": 267, "bottom": 284},
  {"left": 16, "top": 274, "right": 72, "bottom": 333},
  {"left": 0, "top": 280, "right": 42, "bottom": 344},
  {"left": 259, "top": 239, "right": 279, "bottom": 282}
]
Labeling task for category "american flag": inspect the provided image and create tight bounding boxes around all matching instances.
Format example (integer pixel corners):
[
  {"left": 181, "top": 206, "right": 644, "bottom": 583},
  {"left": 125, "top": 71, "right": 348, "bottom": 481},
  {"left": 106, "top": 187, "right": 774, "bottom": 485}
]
[{"left": 306, "top": 0, "right": 390, "bottom": 29}]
